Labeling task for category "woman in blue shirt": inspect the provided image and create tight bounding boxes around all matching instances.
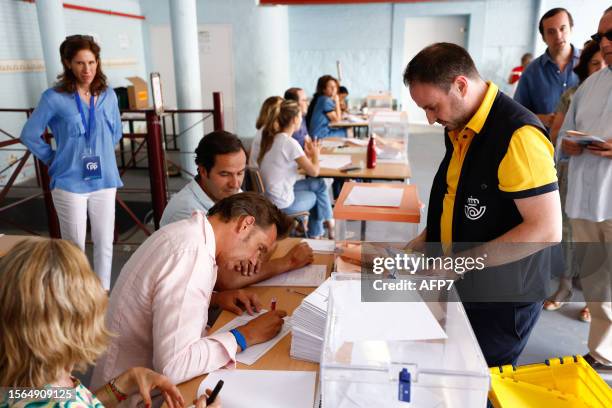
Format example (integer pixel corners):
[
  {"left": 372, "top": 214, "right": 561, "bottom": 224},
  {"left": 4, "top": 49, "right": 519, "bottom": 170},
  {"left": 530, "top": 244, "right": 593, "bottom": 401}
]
[
  {"left": 20, "top": 35, "right": 123, "bottom": 291},
  {"left": 305, "top": 75, "right": 346, "bottom": 139}
]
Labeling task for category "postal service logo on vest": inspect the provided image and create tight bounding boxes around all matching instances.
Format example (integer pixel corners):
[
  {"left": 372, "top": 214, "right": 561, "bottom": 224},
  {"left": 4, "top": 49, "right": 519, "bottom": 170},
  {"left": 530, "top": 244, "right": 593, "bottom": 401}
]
[{"left": 465, "top": 196, "right": 486, "bottom": 220}]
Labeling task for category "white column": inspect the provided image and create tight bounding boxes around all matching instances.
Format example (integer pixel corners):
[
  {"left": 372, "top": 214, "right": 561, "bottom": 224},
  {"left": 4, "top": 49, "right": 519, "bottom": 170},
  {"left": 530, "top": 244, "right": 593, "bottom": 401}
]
[
  {"left": 169, "top": 0, "right": 203, "bottom": 177},
  {"left": 35, "top": 0, "right": 66, "bottom": 86},
  {"left": 232, "top": 4, "right": 290, "bottom": 137}
]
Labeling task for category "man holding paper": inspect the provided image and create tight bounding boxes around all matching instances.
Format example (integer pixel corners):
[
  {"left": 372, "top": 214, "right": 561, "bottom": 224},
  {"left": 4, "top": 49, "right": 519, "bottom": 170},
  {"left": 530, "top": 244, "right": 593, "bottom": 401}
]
[
  {"left": 403, "top": 43, "right": 561, "bottom": 366},
  {"left": 557, "top": 7, "right": 612, "bottom": 372},
  {"left": 161, "top": 130, "right": 313, "bottom": 289},
  {"left": 92, "top": 193, "right": 290, "bottom": 387}
]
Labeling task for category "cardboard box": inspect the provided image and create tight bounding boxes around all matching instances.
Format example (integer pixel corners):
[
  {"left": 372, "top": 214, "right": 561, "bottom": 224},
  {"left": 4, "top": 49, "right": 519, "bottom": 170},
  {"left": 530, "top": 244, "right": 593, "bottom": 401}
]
[{"left": 126, "top": 76, "right": 149, "bottom": 109}]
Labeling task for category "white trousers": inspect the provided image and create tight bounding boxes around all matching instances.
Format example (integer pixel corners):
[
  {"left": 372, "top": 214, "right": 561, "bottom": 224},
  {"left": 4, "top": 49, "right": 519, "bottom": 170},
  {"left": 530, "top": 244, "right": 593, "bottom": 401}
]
[{"left": 52, "top": 188, "right": 116, "bottom": 290}]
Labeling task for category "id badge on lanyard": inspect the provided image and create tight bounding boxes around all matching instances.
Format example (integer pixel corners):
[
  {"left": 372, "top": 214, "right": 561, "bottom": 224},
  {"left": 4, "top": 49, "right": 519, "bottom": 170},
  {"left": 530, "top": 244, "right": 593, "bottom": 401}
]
[{"left": 75, "top": 93, "right": 102, "bottom": 180}]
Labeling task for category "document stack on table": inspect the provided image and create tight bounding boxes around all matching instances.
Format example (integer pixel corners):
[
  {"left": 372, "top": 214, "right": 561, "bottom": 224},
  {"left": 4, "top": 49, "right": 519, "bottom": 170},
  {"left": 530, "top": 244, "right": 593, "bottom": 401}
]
[{"left": 290, "top": 279, "right": 331, "bottom": 362}]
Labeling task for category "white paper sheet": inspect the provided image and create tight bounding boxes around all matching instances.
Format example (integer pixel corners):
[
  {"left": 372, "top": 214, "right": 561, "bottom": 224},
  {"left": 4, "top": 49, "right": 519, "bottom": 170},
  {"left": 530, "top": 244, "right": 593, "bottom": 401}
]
[
  {"left": 321, "top": 140, "right": 345, "bottom": 149},
  {"left": 252, "top": 264, "right": 327, "bottom": 287},
  {"left": 319, "top": 154, "right": 352, "bottom": 169},
  {"left": 346, "top": 138, "right": 368, "bottom": 146},
  {"left": 332, "top": 146, "right": 364, "bottom": 154},
  {"left": 214, "top": 310, "right": 291, "bottom": 365},
  {"left": 197, "top": 369, "right": 316, "bottom": 408},
  {"left": 302, "top": 238, "right": 335, "bottom": 253},
  {"left": 344, "top": 186, "right": 404, "bottom": 207},
  {"left": 332, "top": 280, "right": 447, "bottom": 342}
]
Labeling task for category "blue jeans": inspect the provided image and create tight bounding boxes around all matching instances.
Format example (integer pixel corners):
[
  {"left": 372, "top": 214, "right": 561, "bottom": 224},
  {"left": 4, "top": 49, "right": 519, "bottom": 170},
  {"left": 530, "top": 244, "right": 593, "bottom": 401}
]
[
  {"left": 316, "top": 127, "right": 347, "bottom": 139},
  {"left": 282, "top": 178, "right": 333, "bottom": 237}
]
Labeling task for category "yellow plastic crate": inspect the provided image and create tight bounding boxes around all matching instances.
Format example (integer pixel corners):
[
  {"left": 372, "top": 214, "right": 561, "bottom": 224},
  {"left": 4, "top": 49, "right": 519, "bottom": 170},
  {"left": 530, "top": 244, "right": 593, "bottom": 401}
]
[{"left": 489, "top": 355, "right": 612, "bottom": 408}]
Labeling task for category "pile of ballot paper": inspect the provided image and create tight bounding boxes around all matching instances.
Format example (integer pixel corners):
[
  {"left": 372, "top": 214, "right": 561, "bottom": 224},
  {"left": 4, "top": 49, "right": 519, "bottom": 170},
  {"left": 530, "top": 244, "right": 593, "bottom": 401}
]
[{"left": 290, "top": 279, "right": 331, "bottom": 362}]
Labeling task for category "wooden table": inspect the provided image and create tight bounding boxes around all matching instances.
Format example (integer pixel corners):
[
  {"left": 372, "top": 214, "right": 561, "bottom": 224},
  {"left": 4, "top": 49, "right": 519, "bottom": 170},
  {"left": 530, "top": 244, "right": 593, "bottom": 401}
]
[
  {"left": 172, "top": 238, "right": 334, "bottom": 404},
  {"left": 318, "top": 138, "right": 411, "bottom": 181},
  {"left": 333, "top": 182, "right": 421, "bottom": 240}
]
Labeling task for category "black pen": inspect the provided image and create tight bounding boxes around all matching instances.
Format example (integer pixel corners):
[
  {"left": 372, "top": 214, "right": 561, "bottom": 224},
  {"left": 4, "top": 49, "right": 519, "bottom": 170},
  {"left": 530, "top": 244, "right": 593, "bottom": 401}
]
[{"left": 206, "top": 380, "right": 224, "bottom": 404}]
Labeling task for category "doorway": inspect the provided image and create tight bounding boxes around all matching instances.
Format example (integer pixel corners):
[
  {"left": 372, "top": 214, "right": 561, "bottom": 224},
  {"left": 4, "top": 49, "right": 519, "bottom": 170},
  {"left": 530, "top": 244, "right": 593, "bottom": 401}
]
[{"left": 402, "top": 15, "right": 468, "bottom": 125}]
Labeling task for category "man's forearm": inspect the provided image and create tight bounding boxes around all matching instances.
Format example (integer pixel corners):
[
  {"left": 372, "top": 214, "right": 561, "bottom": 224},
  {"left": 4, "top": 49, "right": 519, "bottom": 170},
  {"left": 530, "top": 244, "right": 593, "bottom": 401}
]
[
  {"left": 461, "top": 221, "right": 560, "bottom": 269},
  {"left": 214, "top": 258, "right": 289, "bottom": 290}
]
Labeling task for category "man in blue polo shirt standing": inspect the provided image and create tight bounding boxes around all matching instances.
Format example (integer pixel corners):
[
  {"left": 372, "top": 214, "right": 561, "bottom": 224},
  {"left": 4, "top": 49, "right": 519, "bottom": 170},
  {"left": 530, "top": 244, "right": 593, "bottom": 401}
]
[{"left": 514, "top": 8, "right": 580, "bottom": 128}]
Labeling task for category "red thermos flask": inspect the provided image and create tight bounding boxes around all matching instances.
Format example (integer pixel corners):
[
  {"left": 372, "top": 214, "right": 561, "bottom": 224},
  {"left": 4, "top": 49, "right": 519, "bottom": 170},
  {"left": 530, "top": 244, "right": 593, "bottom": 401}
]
[{"left": 366, "top": 135, "right": 377, "bottom": 169}]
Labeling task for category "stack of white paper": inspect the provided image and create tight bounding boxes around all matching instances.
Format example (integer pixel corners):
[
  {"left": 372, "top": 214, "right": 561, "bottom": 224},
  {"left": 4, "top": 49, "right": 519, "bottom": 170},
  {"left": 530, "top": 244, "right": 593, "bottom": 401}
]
[
  {"left": 290, "top": 279, "right": 332, "bottom": 362},
  {"left": 319, "top": 154, "right": 352, "bottom": 169}
]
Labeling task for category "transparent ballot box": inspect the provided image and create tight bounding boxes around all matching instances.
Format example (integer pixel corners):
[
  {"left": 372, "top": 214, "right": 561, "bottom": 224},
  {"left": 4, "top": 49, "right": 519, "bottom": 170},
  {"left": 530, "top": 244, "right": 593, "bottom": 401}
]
[
  {"left": 321, "top": 274, "right": 490, "bottom": 408},
  {"left": 369, "top": 110, "right": 410, "bottom": 154},
  {"left": 334, "top": 182, "right": 421, "bottom": 242}
]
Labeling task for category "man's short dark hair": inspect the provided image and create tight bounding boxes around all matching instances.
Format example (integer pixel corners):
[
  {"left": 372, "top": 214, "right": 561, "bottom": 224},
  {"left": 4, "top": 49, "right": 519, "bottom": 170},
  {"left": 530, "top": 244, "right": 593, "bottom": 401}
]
[
  {"left": 538, "top": 8, "right": 574, "bottom": 36},
  {"left": 208, "top": 192, "right": 293, "bottom": 239},
  {"left": 195, "top": 131, "right": 247, "bottom": 173},
  {"left": 403, "top": 42, "right": 479, "bottom": 92},
  {"left": 338, "top": 86, "right": 349, "bottom": 95},
  {"left": 284, "top": 87, "right": 302, "bottom": 102}
]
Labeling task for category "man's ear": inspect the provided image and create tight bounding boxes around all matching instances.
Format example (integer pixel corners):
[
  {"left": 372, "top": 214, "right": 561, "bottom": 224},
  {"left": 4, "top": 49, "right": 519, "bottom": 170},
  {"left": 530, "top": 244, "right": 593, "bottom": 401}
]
[
  {"left": 455, "top": 76, "right": 469, "bottom": 97},
  {"left": 236, "top": 215, "right": 256, "bottom": 234},
  {"left": 198, "top": 164, "right": 208, "bottom": 179}
]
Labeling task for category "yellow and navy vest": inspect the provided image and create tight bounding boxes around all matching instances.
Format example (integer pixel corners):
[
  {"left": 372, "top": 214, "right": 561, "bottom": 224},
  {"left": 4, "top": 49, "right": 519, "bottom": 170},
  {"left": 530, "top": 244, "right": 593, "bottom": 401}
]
[
  {"left": 426, "top": 92, "right": 558, "bottom": 303},
  {"left": 427, "top": 91, "right": 554, "bottom": 247}
]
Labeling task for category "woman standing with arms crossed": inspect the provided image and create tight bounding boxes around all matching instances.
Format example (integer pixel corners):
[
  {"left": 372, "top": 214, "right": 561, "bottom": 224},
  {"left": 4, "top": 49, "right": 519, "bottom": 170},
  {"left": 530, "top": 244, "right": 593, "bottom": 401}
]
[{"left": 20, "top": 36, "right": 123, "bottom": 291}]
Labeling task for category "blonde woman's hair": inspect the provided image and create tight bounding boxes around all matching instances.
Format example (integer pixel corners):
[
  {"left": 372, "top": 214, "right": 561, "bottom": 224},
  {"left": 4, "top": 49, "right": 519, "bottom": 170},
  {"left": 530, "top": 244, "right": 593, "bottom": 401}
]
[
  {"left": 0, "top": 237, "right": 110, "bottom": 387},
  {"left": 258, "top": 100, "right": 301, "bottom": 166},
  {"left": 255, "top": 96, "right": 283, "bottom": 130}
]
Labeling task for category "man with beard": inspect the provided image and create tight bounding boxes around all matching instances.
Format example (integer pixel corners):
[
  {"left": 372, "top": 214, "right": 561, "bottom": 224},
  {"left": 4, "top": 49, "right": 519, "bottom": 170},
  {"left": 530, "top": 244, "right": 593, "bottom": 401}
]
[{"left": 404, "top": 43, "right": 561, "bottom": 366}]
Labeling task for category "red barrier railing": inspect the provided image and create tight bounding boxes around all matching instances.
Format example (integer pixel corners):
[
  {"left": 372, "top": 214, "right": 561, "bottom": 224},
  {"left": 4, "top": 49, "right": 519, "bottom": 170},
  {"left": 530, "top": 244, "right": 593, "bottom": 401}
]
[{"left": 0, "top": 92, "right": 224, "bottom": 241}]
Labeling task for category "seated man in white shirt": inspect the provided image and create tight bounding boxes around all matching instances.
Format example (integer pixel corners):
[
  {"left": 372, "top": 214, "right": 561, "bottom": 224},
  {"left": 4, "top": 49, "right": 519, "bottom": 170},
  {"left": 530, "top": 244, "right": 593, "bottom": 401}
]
[
  {"left": 161, "top": 130, "right": 313, "bottom": 289},
  {"left": 92, "top": 192, "right": 292, "bottom": 387}
]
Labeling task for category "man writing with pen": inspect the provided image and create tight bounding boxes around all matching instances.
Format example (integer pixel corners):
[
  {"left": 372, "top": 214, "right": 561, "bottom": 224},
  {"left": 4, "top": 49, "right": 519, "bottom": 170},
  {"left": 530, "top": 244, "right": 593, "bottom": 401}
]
[{"left": 92, "top": 193, "right": 291, "bottom": 390}]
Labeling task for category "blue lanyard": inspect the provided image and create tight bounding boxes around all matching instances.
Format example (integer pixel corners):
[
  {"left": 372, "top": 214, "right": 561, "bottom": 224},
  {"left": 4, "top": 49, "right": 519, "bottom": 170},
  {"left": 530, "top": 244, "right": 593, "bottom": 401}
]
[{"left": 74, "top": 92, "right": 95, "bottom": 150}]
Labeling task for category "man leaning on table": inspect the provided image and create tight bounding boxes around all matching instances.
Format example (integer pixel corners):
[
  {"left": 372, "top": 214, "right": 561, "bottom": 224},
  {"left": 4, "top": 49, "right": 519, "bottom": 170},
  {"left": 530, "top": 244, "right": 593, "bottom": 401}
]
[
  {"left": 91, "top": 193, "right": 290, "bottom": 387},
  {"left": 161, "top": 130, "right": 313, "bottom": 290},
  {"left": 404, "top": 43, "right": 562, "bottom": 367},
  {"left": 557, "top": 7, "right": 612, "bottom": 372}
]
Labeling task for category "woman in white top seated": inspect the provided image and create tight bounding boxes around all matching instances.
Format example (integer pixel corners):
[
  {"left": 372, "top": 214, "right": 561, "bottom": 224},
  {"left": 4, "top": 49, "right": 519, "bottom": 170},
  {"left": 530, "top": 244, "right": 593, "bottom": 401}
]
[{"left": 256, "top": 100, "right": 334, "bottom": 238}]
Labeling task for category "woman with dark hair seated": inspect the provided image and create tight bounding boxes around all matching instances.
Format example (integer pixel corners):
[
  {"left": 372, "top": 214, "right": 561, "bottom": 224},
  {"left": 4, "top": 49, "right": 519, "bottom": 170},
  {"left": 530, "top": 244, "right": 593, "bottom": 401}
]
[{"left": 305, "top": 75, "right": 346, "bottom": 139}]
